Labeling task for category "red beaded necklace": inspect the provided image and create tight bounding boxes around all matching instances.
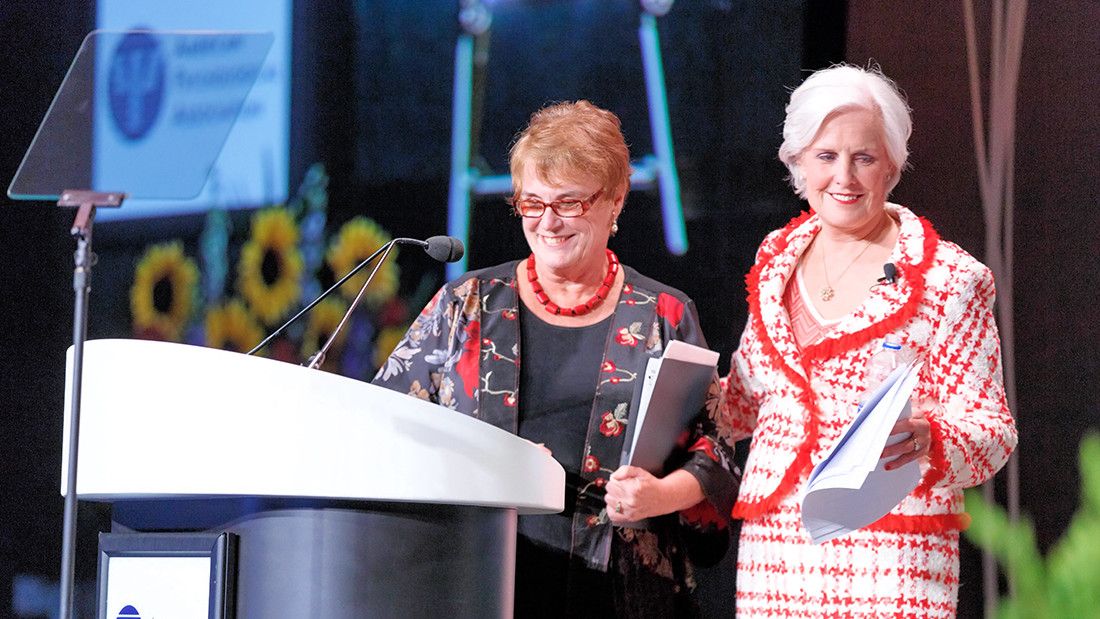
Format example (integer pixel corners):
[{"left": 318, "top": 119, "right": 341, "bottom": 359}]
[{"left": 526, "top": 249, "right": 619, "bottom": 317}]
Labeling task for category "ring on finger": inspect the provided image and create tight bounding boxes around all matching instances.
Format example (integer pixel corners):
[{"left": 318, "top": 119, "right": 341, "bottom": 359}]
[
  {"left": 912, "top": 438, "right": 921, "bottom": 453},
  {"left": 615, "top": 501, "right": 623, "bottom": 514}
]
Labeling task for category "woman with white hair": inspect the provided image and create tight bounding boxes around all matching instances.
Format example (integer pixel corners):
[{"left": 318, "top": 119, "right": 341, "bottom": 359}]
[{"left": 721, "top": 64, "right": 1017, "bottom": 617}]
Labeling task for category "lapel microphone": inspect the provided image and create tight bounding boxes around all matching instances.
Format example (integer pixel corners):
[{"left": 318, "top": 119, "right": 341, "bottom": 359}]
[{"left": 877, "top": 263, "right": 898, "bottom": 285}]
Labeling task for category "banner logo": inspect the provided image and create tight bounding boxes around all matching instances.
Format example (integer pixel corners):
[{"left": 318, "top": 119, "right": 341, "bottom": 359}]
[{"left": 109, "top": 31, "right": 166, "bottom": 141}]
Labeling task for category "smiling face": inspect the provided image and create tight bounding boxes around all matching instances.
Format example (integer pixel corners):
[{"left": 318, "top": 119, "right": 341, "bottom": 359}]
[
  {"left": 798, "top": 107, "right": 895, "bottom": 235},
  {"left": 518, "top": 163, "right": 619, "bottom": 280}
]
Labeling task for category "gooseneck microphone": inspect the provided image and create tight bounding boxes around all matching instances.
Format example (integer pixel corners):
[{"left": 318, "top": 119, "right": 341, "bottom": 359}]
[
  {"left": 247, "top": 235, "right": 465, "bottom": 357},
  {"left": 417, "top": 235, "right": 465, "bottom": 263}
]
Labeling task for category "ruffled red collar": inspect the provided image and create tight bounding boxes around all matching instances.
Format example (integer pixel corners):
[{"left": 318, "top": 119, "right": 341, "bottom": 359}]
[{"left": 732, "top": 205, "right": 940, "bottom": 520}]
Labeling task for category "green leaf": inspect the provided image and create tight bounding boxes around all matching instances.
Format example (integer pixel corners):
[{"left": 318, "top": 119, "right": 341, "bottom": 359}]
[
  {"left": 1079, "top": 433, "right": 1100, "bottom": 517},
  {"left": 964, "top": 489, "right": 1046, "bottom": 615},
  {"left": 963, "top": 431, "right": 1100, "bottom": 618}
]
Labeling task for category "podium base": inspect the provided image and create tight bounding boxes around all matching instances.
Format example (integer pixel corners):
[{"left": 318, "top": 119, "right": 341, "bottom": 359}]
[{"left": 111, "top": 498, "right": 517, "bottom": 618}]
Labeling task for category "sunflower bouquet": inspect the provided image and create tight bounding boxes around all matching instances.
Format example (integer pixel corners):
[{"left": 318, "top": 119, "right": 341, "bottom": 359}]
[{"left": 128, "top": 164, "right": 417, "bottom": 380}]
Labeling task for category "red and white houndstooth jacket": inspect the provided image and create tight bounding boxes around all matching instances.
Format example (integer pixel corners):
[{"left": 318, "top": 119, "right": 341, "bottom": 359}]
[{"left": 722, "top": 204, "right": 1017, "bottom": 617}]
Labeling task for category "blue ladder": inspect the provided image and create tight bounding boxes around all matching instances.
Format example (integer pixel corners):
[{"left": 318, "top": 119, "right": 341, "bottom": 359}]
[{"left": 445, "top": 1, "right": 687, "bottom": 278}]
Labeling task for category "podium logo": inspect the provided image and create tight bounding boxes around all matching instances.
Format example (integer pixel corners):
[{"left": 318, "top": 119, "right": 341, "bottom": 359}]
[
  {"left": 117, "top": 605, "right": 141, "bottom": 618},
  {"left": 109, "top": 31, "right": 165, "bottom": 141}
]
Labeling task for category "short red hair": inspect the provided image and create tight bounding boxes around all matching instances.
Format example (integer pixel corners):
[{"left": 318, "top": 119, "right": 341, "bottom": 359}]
[{"left": 509, "top": 100, "right": 631, "bottom": 199}]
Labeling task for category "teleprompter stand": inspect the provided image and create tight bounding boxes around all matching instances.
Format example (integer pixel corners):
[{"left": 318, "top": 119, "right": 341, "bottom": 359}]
[
  {"left": 56, "top": 189, "right": 124, "bottom": 619},
  {"left": 8, "top": 30, "right": 273, "bottom": 618}
]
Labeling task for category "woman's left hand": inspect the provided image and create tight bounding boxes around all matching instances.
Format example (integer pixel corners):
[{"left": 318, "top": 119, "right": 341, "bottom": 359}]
[
  {"left": 604, "top": 466, "right": 704, "bottom": 524},
  {"left": 882, "top": 407, "right": 931, "bottom": 470}
]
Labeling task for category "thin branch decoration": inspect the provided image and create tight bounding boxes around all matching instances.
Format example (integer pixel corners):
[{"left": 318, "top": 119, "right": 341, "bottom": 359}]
[{"left": 963, "top": 0, "right": 1027, "bottom": 609}]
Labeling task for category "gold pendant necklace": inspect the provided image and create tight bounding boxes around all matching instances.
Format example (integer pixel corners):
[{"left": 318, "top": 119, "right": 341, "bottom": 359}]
[{"left": 819, "top": 237, "right": 874, "bottom": 302}]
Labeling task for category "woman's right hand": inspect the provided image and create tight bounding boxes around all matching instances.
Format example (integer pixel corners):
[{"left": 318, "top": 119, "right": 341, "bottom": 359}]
[
  {"left": 882, "top": 408, "right": 930, "bottom": 470},
  {"left": 604, "top": 466, "right": 705, "bottom": 524}
]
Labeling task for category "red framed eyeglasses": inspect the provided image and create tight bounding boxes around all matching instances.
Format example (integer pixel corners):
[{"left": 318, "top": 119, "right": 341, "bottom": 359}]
[{"left": 508, "top": 189, "right": 603, "bottom": 218}]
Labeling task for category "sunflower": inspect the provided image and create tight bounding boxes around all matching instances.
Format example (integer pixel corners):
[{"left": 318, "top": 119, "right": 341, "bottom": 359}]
[
  {"left": 238, "top": 207, "right": 304, "bottom": 325},
  {"left": 204, "top": 299, "right": 264, "bottom": 353},
  {"left": 301, "top": 297, "right": 351, "bottom": 361},
  {"left": 326, "top": 217, "right": 399, "bottom": 307},
  {"left": 131, "top": 241, "right": 200, "bottom": 341}
]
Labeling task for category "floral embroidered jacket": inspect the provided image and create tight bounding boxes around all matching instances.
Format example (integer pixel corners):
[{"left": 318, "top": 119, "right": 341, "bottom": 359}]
[
  {"left": 374, "top": 261, "right": 739, "bottom": 578},
  {"left": 722, "top": 204, "right": 1018, "bottom": 617}
]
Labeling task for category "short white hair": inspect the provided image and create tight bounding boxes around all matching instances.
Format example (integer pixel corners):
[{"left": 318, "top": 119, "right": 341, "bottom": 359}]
[{"left": 779, "top": 64, "right": 912, "bottom": 198}]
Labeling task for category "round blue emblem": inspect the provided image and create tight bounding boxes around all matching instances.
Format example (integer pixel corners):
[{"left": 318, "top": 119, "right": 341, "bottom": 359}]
[{"left": 108, "top": 31, "right": 165, "bottom": 141}]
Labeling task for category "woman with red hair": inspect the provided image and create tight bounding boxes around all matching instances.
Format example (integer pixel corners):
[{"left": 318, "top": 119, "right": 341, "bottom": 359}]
[{"left": 375, "top": 100, "right": 739, "bottom": 617}]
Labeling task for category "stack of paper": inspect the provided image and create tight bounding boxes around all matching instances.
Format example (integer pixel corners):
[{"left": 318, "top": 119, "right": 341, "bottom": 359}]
[
  {"left": 800, "top": 360, "right": 924, "bottom": 544},
  {"left": 621, "top": 340, "right": 719, "bottom": 475}
]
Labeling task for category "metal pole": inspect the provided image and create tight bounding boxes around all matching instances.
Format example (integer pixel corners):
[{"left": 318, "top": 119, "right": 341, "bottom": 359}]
[
  {"left": 59, "top": 202, "right": 96, "bottom": 619},
  {"left": 638, "top": 11, "right": 688, "bottom": 255},
  {"left": 446, "top": 32, "right": 475, "bottom": 280}
]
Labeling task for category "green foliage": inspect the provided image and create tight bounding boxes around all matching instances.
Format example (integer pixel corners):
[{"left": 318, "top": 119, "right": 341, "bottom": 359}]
[{"left": 963, "top": 432, "right": 1100, "bottom": 619}]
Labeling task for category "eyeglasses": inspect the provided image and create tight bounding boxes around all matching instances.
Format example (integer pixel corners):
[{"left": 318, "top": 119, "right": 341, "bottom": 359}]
[{"left": 508, "top": 189, "right": 603, "bottom": 218}]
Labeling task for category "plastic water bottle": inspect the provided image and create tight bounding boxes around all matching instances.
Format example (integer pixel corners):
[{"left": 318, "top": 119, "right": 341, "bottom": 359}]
[{"left": 863, "top": 334, "right": 903, "bottom": 403}]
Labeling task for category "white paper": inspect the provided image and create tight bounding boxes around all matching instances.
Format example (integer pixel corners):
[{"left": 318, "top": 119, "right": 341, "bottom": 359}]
[
  {"left": 801, "top": 360, "right": 924, "bottom": 544},
  {"left": 662, "top": 339, "right": 721, "bottom": 365},
  {"left": 629, "top": 357, "right": 663, "bottom": 457}
]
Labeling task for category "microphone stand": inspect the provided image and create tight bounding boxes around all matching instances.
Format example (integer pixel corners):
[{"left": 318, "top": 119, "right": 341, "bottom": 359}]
[
  {"left": 56, "top": 189, "right": 124, "bottom": 619},
  {"left": 246, "top": 240, "right": 398, "bottom": 357},
  {"left": 247, "top": 235, "right": 460, "bottom": 363},
  {"left": 306, "top": 241, "right": 397, "bottom": 369}
]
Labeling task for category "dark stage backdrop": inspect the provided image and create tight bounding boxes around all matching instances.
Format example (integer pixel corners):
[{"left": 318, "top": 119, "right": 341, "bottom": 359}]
[
  {"left": 347, "top": 0, "right": 820, "bottom": 366},
  {"left": 846, "top": 2, "right": 1100, "bottom": 616},
  {"left": 1, "top": 0, "right": 1095, "bottom": 617},
  {"left": 0, "top": 3, "right": 100, "bottom": 614}
]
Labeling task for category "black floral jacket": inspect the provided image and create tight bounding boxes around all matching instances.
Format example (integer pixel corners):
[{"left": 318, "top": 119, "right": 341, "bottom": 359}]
[{"left": 373, "top": 261, "right": 738, "bottom": 583}]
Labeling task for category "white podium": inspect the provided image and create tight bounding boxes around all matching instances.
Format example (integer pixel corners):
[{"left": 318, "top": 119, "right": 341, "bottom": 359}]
[{"left": 65, "top": 339, "right": 564, "bottom": 618}]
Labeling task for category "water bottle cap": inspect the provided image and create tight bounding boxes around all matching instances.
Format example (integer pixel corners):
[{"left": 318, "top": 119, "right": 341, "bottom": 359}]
[{"left": 882, "top": 334, "right": 902, "bottom": 350}]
